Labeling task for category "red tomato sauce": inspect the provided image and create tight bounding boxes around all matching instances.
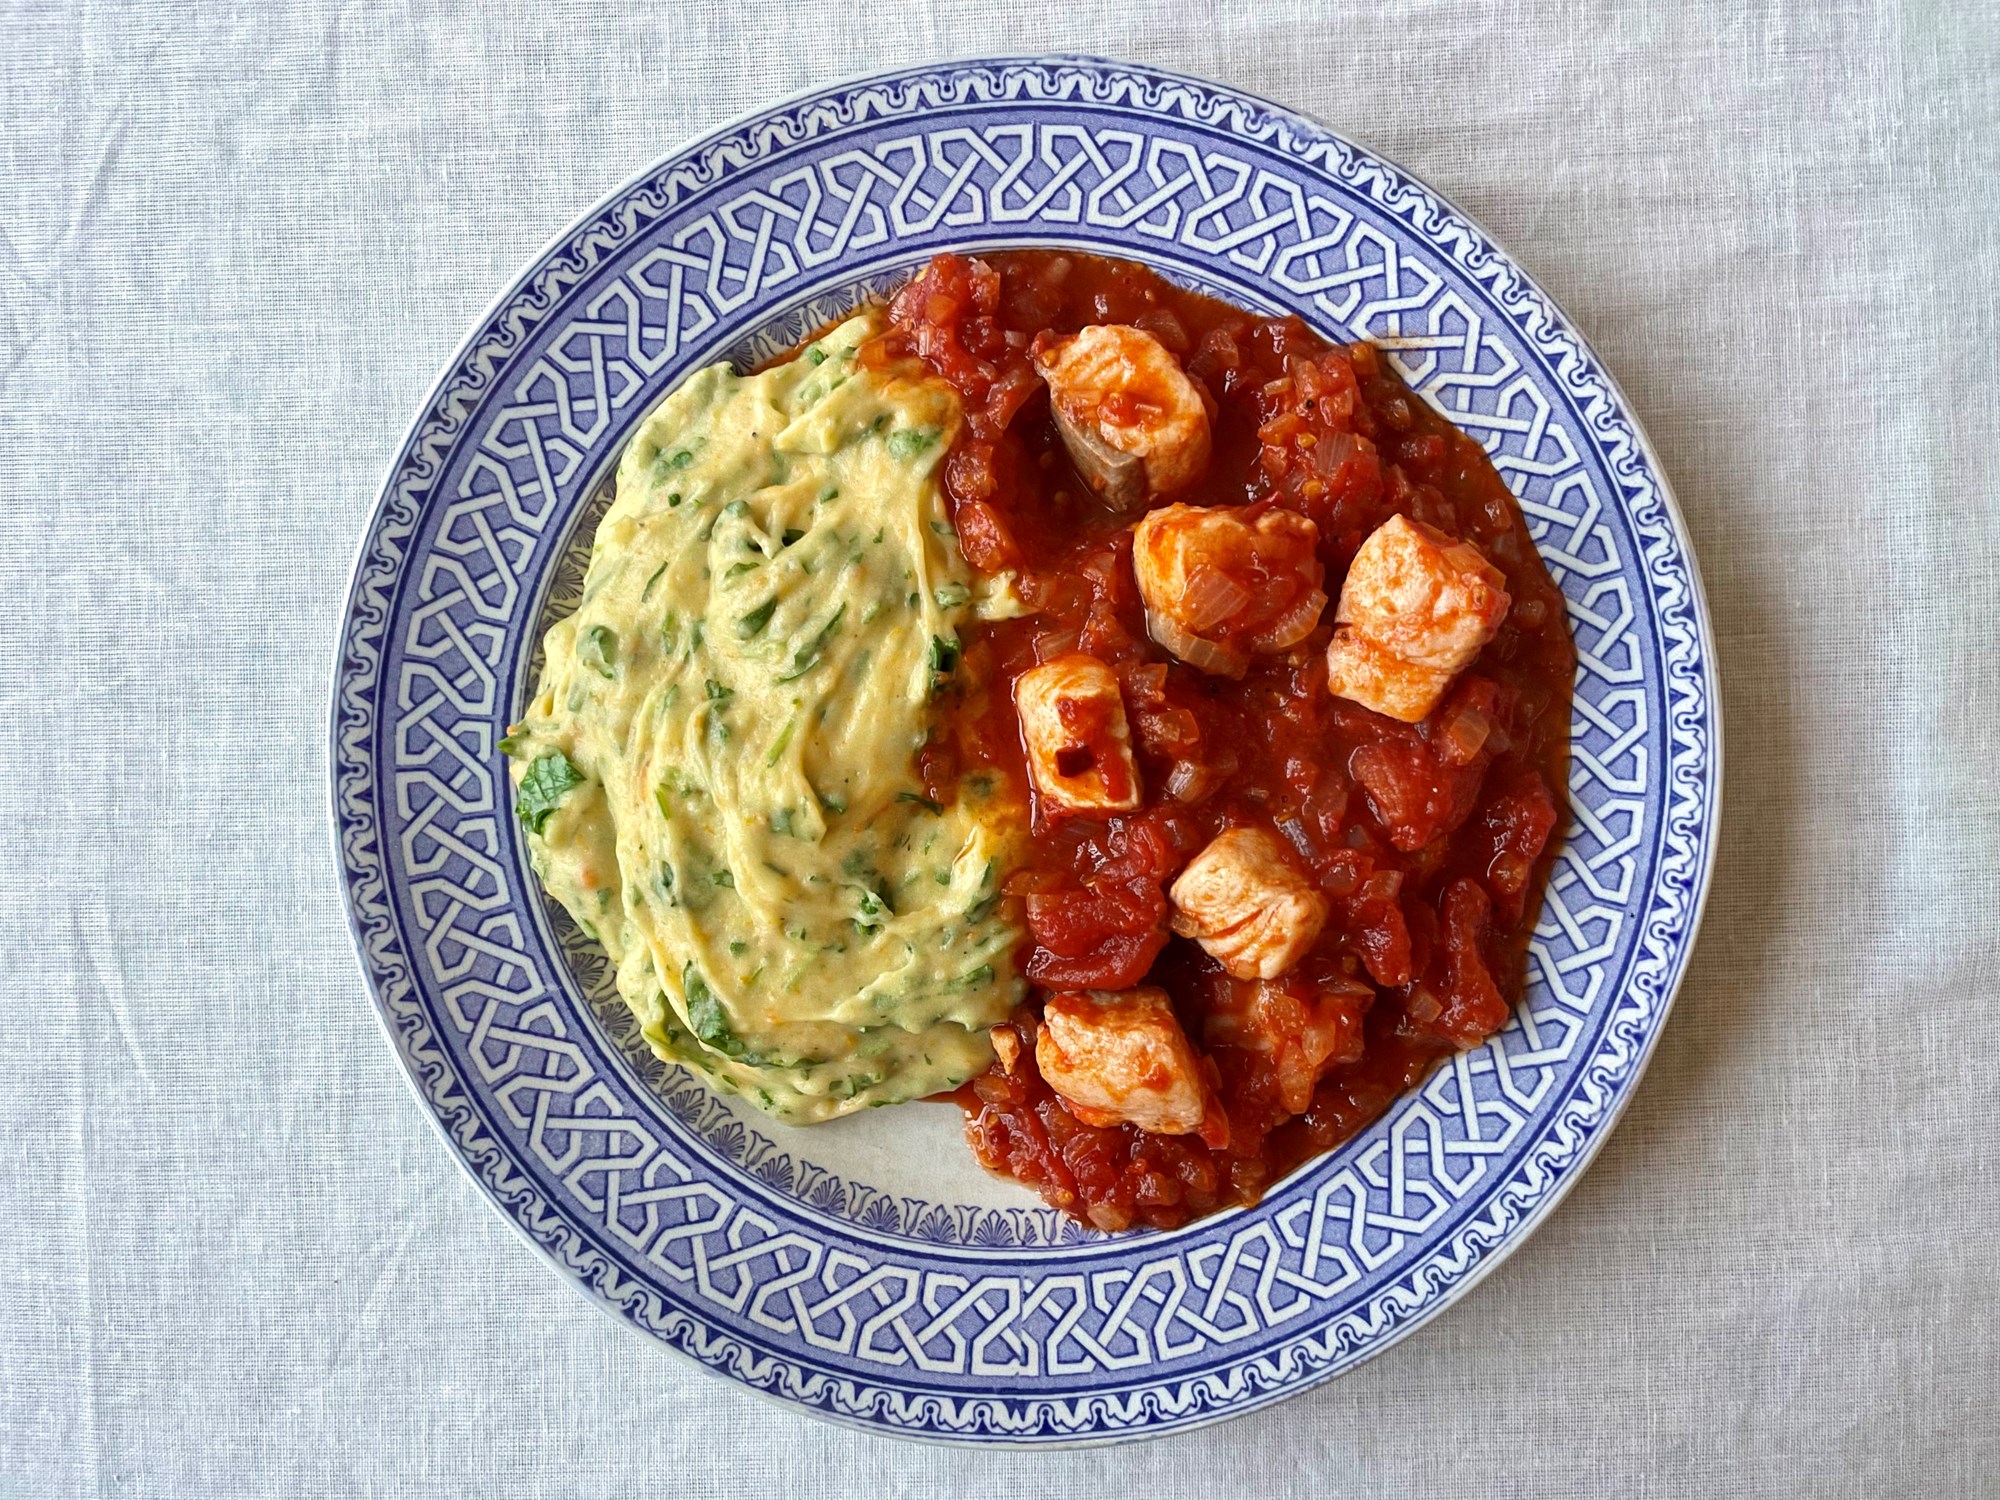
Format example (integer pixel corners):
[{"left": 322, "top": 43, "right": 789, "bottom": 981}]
[{"left": 876, "top": 251, "right": 1575, "bottom": 1231}]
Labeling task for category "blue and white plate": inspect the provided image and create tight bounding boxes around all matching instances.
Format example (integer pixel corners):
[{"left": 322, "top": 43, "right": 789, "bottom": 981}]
[{"left": 330, "top": 56, "right": 1719, "bottom": 1445}]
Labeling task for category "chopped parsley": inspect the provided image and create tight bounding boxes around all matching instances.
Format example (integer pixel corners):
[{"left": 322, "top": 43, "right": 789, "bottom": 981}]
[
  {"left": 927, "top": 634, "right": 960, "bottom": 682},
  {"left": 886, "top": 426, "right": 941, "bottom": 460},
  {"left": 776, "top": 603, "right": 846, "bottom": 682},
  {"left": 683, "top": 963, "right": 744, "bottom": 1056},
  {"left": 515, "top": 751, "right": 584, "bottom": 834},
  {"left": 765, "top": 712, "right": 798, "bottom": 767},
  {"left": 579, "top": 625, "right": 617, "bottom": 679}
]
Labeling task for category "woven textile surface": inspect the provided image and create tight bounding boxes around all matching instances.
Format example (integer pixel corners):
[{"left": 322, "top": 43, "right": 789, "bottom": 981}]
[{"left": 1, "top": 2, "right": 1994, "bottom": 1494}]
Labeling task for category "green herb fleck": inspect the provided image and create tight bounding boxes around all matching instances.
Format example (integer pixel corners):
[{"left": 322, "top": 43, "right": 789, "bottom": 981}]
[
  {"left": 808, "top": 347, "right": 828, "bottom": 366},
  {"left": 897, "top": 791, "right": 945, "bottom": 815},
  {"left": 711, "top": 869, "right": 735, "bottom": 889},
  {"left": 853, "top": 887, "right": 891, "bottom": 933},
  {"left": 775, "top": 603, "right": 847, "bottom": 682},
  {"left": 738, "top": 597, "right": 779, "bottom": 638},
  {"left": 641, "top": 561, "right": 669, "bottom": 599},
  {"left": 933, "top": 582, "right": 970, "bottom": 609},
  {"left": 765, "top": 713, "right": 798, "bottom": 767},
  {"left": 927, "top": 634, "right": 960, "bottom": 680},
  {"left": 579, "top": 625, "right": 618, "bottom": 679},
  {"left": 683, "top": 964, "right": 743, "bottom": 1056},
  {"left": 515, "top": 751, "right": 584, "bottom": 835},
  {"left": 705, "top": 678, "right": 734, "bottom": 704},
  {"left": 886, "top": 426, "right": 941, "bottom": 460}
]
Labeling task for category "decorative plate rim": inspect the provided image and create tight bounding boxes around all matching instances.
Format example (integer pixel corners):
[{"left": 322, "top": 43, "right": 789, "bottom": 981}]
[{"left": 327, "top": 52, "right": 1722, "bottom": 1447}]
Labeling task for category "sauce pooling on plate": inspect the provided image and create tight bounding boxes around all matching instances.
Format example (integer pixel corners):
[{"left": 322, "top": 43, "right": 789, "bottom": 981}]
[{"left": 874, "top": 252, "right": 1575, "bottom": 1231}]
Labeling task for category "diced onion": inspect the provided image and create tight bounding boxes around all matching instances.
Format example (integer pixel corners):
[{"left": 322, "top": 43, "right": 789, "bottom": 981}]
[
  {"left": 1362, "top": 869, "right": 1403, "bottom": 901},
  {"left": 1406, "top": 985, "right": 1443, "bottom": 1024},
  {"left": 1249, "top": 586, "right": 1327, "bottom": 652},
  {"left": 1275, "top": 817, "right": 1316, "bottom": 862},
  {"left": 1033, "top": 627, "right": 1080, "bottom": 661},
  {"left": 1179, "top": 566, "right": 1252, "bottom": 632},
  {"left": 1147, "top": 610, "right": 1248, "bottom": 677},
  {"left": 1322, "top": 861, "right": 1363, "bottom": 898},
  {"left": 1436, "top": 702, "right": 1492, "bottom": 766},
  {"left": 1165, "top": 759, "right": 1222, "bottom": 803},
  {"left": 1312, "top": 431, "right": 1359, "bottom": 477}
]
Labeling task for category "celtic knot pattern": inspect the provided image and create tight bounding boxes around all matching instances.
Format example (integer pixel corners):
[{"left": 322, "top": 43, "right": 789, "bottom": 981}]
[{"left": 331, "top": 57, "right": 1717, "bottom": 1444}]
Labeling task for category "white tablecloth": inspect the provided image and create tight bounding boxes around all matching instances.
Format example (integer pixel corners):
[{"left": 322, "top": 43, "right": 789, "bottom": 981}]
[{"left": 4, "top": 3, "right": 1995, "bottom": 1495}]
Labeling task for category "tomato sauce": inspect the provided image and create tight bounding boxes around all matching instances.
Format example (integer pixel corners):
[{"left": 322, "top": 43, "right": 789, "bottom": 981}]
[{"left": 878, "top": 251, "right": 1575, "bottom": 1231}]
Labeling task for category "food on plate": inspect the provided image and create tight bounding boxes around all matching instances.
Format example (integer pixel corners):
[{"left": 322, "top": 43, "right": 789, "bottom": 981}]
[
  {"left": 1167, "top": 826, "right": 1331, "bottom": 980},
  {"left": 1032, "top": 323, "right": 1214, "bottom": 506},
  {"left": 1325, "top": 512, "right": 1511, "bottom": 722},
  {"left": 1130, "top": 502, "right": 1326, "bottom": 677},
  {"left": 1032, "top": 988, "right": 1223, "bottom": 1139},
  {"left": 1013, "top": 652, "right": 1143, "bottom": 814},
  {"left": 507, "top": 249, "right": 1575, "bottom": 1228}
]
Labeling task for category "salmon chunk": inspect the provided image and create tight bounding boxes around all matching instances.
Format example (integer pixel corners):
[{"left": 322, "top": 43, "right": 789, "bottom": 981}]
[
  {"left": 1326, "top": 513, "right": 1510, "bottom": 722},
  {"left": 1033, "top": 324, "right": 1213, "bottom": 507},
  {"left": 1036, "top": 988, "right": 1213, "bottom": 1136},
  {"left": 1167, "top": 826, "right": 1329, "bottom": 979},
  {"left": 1013, "top": 652, "right": 1143, "bottom": 816}
]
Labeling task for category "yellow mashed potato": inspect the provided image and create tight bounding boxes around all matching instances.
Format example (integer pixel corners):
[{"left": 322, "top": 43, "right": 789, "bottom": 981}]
[{"left": 504, "top": 310, "right": 1025, "bottom": 1123}]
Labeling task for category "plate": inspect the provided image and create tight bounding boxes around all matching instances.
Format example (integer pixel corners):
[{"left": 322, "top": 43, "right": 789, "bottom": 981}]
[{"left": 329, "top": 55, "right": 1720, "bottom": 1445}]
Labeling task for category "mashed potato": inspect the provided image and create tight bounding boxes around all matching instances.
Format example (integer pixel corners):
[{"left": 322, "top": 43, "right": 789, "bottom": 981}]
[{"left": 504, "top": 310, "right": 1024, "bottom": 1123}]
